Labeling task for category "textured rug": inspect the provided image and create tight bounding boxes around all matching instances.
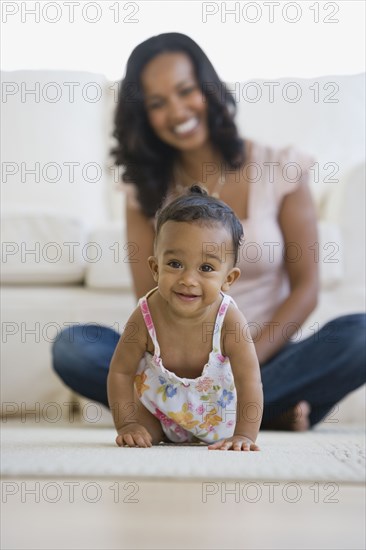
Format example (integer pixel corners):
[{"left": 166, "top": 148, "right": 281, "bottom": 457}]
[{"left": 2, "top": 422, "right": 365, "bottom": 482}]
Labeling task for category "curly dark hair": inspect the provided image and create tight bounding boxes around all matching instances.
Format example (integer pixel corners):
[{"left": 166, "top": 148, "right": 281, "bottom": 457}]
[
  {"left": 155, "top": 185, "right": 244, "bottom": 266},
  {"left": 111, "top": 32, "right": 245, "bottom": 218}
]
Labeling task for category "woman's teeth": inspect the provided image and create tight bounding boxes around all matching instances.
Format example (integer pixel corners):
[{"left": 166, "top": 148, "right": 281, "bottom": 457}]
[{"left": 174, "top": 117, "right": 199, "bottom": 134}]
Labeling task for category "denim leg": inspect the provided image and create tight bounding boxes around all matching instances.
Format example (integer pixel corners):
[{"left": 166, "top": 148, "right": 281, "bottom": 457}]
[
  {"left": 52, "top": 325, "right": 120, "bottom": 408},
  {"left": 260, "top": 313, "right": 366, "bottom": 428},
  {"left": 52, "top": 315, "right": 365, "bottom": 426}
]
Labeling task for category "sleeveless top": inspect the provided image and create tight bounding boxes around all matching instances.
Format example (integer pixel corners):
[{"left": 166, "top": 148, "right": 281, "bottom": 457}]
[{"left": 134, "top": 288, "right": 238, "bottom": 444}]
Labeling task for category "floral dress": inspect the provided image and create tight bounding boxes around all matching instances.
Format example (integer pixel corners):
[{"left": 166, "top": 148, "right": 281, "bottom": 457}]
[{"left": 134, "top": 289, "right": 238, "bottom": 444}]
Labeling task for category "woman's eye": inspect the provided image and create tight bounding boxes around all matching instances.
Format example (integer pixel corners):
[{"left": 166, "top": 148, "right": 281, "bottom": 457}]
[
  {"left": 180, "top": 86, "right": 195, "bottom": 96},
  {"left": 147, "top": 102, "right": 163, "bottom": 110},
  {"left": 167, "top": 261, "right": 182, "bottom": 269},
  {"left": 201, "top": 264, "right": 214, "bottom": 272}
]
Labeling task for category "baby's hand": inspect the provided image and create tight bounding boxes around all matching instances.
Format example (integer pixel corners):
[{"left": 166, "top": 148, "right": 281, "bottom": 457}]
[
  {"left": 208, "top": 435, "right": 260, "bottom": 451},
  {"left": 115, "top": 423, "right": 153, "bottom": 448}
]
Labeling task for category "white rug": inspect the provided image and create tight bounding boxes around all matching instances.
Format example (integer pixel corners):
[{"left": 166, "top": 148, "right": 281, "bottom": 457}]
[{"left": 1, "top": 423, "right": 365, "bottom": 482}]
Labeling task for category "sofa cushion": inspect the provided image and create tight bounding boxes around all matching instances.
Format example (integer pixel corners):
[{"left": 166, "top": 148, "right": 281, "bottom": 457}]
[
  {"left": 1, "top": 70, "right": 111, "bottom": 229},
  {"left": 0, "top": 285, "right": 136, "bottom": 414},
  {"left": 232, "top": 74, "right": 365, "bottom": 210},
  {"left": 1, "top": 207, "right": 87, "bottom": 284},
  {"left": 84, "top": 221, "right": 133, "bottom": 290},
  {"left": 322, "top": 162, "right": 365, "bottom": 287},
  {"left": 317, "top": 221, "right": 344, "bottom": 289}
]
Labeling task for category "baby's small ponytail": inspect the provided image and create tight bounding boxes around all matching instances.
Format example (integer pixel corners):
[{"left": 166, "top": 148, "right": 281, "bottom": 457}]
[{"left": 188, "top": 184, "right": 208, "bottom": 196}]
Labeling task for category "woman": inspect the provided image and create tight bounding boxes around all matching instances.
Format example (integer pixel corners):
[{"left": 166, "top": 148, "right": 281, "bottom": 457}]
[{"left": 52, "top": 33, "right": 365, "bottom": 430}]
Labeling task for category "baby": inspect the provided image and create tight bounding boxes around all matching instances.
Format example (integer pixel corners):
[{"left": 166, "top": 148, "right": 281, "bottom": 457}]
[{"left": 107, "top": 185, "right": 263, "bottom": 451}]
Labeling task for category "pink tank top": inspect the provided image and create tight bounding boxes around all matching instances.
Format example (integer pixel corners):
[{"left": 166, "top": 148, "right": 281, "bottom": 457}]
[{"left": 134, "top": 288, "right": 239, "bottom": 444}]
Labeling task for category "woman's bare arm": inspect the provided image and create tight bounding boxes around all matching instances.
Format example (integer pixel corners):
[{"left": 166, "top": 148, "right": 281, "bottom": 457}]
[
  {"left": 254, "top": 181, "right": 319, "bottom": 364},
  {"left": 125, "top": 193, "right": 156, "bottom": 300}
]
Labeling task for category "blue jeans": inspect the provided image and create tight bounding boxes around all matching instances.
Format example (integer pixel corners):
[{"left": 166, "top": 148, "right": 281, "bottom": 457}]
[{"left": 52, "top": 314, "right": 366, "bottom": 428}]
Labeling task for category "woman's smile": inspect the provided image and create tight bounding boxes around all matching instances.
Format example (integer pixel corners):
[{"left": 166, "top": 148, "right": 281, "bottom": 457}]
[{"left": 173, "top": 117, "right": 200, "bottom": 137}]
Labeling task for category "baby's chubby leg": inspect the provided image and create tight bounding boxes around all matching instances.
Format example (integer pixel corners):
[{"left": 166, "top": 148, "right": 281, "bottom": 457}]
[{"left": 115, "top": 389, "right": 165, "bottom": 447}]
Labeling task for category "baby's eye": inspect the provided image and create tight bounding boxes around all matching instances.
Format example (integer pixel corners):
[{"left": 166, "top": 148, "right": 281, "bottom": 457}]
[
  {"left": 200, "top": 264, "right": 214, "bottom": 272},
  {"left": 167, "top": 260, "right": 182, "bottom": 269}
]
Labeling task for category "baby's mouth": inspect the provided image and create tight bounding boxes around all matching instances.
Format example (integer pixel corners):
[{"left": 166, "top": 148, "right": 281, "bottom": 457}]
[{"left": 175, "top": 292, "right": 200, "bottom": 301}]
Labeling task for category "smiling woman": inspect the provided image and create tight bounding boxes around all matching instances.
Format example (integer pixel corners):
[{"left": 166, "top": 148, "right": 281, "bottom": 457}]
[
  {"left": 52, "top": 32, "right": 366, "bottom": 437},
  {"left": 111, "top": 33, "right": 245, "bottom": 219}
]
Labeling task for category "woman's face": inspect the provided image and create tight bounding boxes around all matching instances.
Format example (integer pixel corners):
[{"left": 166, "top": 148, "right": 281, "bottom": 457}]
[{"left": 141, "top": 52, "right": 209, "bottom": 152}]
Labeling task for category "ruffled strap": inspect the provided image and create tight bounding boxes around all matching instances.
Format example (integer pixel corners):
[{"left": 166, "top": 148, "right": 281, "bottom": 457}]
[
  {"left": 138, "top": 288, "right": 160, "bottom": 357},
  {"left": 212, "top": 293, "right": 236, "bottom": 354}
]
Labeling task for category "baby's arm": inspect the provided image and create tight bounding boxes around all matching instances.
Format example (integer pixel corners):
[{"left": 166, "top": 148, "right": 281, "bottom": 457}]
[
  {"left": 107, "top": 306, "right": 150, "bottom": 446},
  {"left": 209, "top": 305, "right": 263, "bottom": 451}
]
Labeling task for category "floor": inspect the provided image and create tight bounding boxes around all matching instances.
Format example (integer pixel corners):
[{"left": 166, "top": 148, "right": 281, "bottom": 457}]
[
  {"left": 1, "top": 418, "right": 365, "bottom": 549},
  {"left": 1, "top": 478, "right": 365, "bottom": 549}
]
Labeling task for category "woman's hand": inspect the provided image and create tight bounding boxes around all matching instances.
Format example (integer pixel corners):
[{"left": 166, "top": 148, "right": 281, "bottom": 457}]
[
  {"left": 116, "top": 422, "right": 153, "bottom": 448},
  {"left": 208, "top": 435, "right": 260, "bottom": 451}
]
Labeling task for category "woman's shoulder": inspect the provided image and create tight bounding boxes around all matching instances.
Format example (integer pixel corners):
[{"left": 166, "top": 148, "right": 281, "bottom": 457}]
[
  {"left": 246, "top": 139, "right": 316, "bottom": 205},
  {"left": 246, "top": 138, "right": 315, "bottom": 169}
]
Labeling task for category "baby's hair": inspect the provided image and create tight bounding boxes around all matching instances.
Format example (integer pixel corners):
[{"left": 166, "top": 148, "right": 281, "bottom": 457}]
[{"left": 155, "top": 185, "right": 244, "bottom": 265}]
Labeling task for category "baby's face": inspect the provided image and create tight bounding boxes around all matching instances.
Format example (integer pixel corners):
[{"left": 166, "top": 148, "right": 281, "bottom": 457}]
[{"left": 148, "top": 221, "right": 240, "bottom": 316}]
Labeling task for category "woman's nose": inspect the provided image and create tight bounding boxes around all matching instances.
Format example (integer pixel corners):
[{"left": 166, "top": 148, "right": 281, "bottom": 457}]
[{"left": 167, "top": 97, "right": 188, "bottom": 122}]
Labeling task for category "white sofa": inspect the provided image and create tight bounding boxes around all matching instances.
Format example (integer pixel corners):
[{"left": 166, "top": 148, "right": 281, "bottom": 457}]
[{"left": 1, "top": 70, "right": 365, "bottom": 425}]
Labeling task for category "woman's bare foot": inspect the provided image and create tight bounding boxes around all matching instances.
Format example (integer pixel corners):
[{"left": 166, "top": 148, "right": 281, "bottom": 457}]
[{"left": 263, "top": 401, "right": 312, "bottom": 431}]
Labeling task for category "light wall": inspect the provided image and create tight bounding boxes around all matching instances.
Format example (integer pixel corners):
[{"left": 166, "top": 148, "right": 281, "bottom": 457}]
[{"left": 1, "top": 0, "right": 365, "bottom": 80}]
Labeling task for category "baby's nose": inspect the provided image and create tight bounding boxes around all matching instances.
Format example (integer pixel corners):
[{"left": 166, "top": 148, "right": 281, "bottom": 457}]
[{"left": 179, "top": 269, "right": 198, "bottom": 286}]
